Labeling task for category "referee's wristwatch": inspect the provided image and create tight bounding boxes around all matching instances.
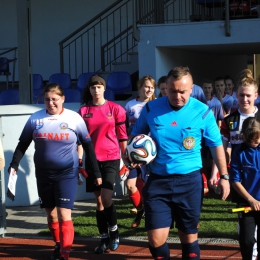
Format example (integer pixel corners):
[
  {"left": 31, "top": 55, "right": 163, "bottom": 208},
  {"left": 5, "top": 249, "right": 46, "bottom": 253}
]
[{"left": 220, "top": 174, "right": 229, "bottom": 180}]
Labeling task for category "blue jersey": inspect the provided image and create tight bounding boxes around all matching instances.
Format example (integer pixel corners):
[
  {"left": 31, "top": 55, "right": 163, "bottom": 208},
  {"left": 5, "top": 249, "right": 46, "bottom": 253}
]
[
  {"left": 207, "top": 96, "right": 224, "bottom": 121},
  {"left": 230, "top": 143, "right": 260, "bottom": 201},
  {"left": 131, "top": 96, "right": 222, "bottom": 175},
  {"left": 19, "top": 108, "right": 92, "bottom": 180},
  {"left": 191, "top": 84, "right": 207, "bottom": 104}
]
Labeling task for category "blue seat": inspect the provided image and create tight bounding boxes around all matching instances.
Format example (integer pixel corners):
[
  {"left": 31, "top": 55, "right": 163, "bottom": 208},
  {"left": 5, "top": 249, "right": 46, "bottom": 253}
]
[
  {"left": 104, "top": 88, "right": 115, "bottom": 101},
  {"left": 76, "top": 72, "right": 96, "bottom": 93},
  {"left": 63, "top": 88, "right": 81, "bottom": 103},
  {"left": 33, "top": 74, "right": 44, "bottom": 89},
  {"left": 33, "top": 88, "right": 44, "bottom": 104},
  {"left": 48, "top": 73, "right": 72, "bottom": 89},
  {"left": 0, "top": 89, "right": 19, "bottom": 105},
  {"left": 106, "top": 71, "right": 132, "bottom": 95}
]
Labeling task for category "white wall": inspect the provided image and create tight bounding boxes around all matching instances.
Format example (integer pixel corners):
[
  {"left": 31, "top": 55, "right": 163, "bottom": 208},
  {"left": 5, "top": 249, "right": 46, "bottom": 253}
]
[
  {"left": 1, "top": 101, "right": 127, "bottom": 206},
  {"left": 138, "top": 19, "right": 260, "bottom": 85},
  {"left": 0, "top": 0, "right": 116, "bottom": 81}
]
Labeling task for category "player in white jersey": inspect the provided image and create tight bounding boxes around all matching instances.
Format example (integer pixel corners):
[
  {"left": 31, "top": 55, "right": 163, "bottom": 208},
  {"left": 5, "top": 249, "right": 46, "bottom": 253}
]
[
  {"left": 8, "top": 83, "right": 100, "bottom": 260},
  {"left": 124, "top": 75, "right": 156, "bottom": 228},
  {"left": 214, "top": 76, "right": 234, "bottom": 115},
  {"left": 224, "top": 75, "right": 238, "bottom": 113}
]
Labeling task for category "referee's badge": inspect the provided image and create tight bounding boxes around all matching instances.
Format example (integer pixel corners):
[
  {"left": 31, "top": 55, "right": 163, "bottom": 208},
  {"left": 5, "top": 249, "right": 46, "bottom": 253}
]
[{"left": 183, "top": 136, "right": 195, "bottom": 150}]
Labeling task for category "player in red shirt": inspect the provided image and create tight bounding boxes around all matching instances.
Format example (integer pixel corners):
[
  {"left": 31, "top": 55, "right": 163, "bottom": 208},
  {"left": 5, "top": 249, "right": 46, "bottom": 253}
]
[{"left": 78, "top": 75, "right": 128, "bottom": 254}]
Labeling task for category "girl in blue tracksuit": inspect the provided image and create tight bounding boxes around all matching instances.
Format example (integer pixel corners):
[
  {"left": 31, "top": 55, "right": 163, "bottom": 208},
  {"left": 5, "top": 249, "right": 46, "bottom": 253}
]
[{"left": 230, "top": 116, "right": 260, "bottom": 260}]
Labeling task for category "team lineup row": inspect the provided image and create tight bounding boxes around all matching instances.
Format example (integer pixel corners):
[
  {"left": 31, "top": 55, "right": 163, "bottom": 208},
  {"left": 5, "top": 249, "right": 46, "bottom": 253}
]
[{"left": 4, "top": 66, "right": 260, "bottom": 260}]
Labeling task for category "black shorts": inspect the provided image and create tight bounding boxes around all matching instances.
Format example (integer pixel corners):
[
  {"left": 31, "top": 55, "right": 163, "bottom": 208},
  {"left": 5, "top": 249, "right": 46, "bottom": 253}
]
[{"left": 85, "top": 159, "right": 120, "bottom": 192}]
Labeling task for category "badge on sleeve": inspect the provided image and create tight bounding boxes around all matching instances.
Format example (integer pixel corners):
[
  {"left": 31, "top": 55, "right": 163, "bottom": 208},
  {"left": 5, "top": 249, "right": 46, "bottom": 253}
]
[
  {"left": 183, "top": 136, "right": 195, "bottom": 150},
  {"left": 84, "top": 113, "right": 93, "bottom": 118}
]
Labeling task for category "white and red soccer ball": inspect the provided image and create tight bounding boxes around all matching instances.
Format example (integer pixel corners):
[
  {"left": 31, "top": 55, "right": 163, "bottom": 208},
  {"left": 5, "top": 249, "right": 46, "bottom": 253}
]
[{"left": 126, "top": 134, "right": 157, "bottom": 165}]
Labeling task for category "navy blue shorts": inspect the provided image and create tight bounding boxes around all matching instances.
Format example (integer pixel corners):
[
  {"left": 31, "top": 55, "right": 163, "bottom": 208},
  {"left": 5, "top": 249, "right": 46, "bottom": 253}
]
[
  {"left": 143, "top": 170, "right": 203, "bottom": 233},
  {"left": 37, "top": 176, "right": 78, "bottom": 209},
  {"left": 127, "top": 165, "right": 150, "bottom": 182}
]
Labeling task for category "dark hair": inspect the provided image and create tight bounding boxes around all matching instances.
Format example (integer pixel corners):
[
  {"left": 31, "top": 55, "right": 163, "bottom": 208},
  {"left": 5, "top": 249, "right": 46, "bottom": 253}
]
[
  {"left": 157, "top": 76, "right": 167, "bottom": 98},
  {"left": 167, "top": 66, "right": 192, "bottom": 80},
  {"left": 241, "top": 117, "right": 260, "bottom": 144},
  {"left": 214, "top": 76, "right": 225, "bottom": 84},
  {"left": 157, "top": 76, "right": 167, "bottom": 87},
  {"left": 44, "top": 83, "right": 64, "bottom": 96},
  {"left": 81, "top": 74, "right": 106, "bottom": 105},
  {"left": 36, "top": 83, "right": 64, "bottom": 103},
  {"left": 224, "top": 75, "right": 234, "bottom": 84},
  {"left": 201, "top": 78, "right": 213, "bottom": 86}
]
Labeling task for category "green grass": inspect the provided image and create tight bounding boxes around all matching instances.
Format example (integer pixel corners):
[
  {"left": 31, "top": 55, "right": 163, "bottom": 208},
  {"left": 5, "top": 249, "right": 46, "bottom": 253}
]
[{"left": 39, "top": 190, "right": 239, "bottom": 240}]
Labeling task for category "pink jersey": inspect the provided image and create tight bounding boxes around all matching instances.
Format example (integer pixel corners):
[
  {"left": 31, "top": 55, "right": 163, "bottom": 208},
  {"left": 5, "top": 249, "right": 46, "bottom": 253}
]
[{"left": 78, "top": 101, "right": 128, "bottom": 161}]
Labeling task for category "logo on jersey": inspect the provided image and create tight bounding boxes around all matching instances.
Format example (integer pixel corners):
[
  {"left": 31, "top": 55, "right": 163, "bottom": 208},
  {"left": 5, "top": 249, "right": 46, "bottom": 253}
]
[
  {"left": 106, "top": 112, "right": 113, "bottom": 119},
  {"left": 60, "top": 122, "right": 68, "bottom": 130},
  {"left": 84, "top": 113, "right": 93, "bottom": 118},
  {"left": 35, "top": 119, "right": 44, "bottom": 130},
  {"left": 183, "top": 136, "right": 195, "bottom": 150},
  {"left": 171, "top": 121, "right": 178, "bottom": 126},
  {"left": 229, "top": 122, "right": 237, "bottom": 130},
  {"left": 129, "top": 109, "right": 135, "bottom": 116}
]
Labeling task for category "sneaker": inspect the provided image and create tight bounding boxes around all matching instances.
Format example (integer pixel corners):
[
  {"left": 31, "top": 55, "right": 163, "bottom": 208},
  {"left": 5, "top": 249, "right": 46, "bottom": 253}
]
[
  {"left": 130, "top": 207, "right": 137, "bottom": 214},
  {"left": 51, "top": 245, "right": 60, "bottom": 260},
  {"left": 109, "top": 230, "right": 119, "bottom": 251},
  {"left": 94, "top": 237, "right": 109, "bottom": 254},
  {"left": 131, "top": 208, "right": 144, "bottom": 228}
]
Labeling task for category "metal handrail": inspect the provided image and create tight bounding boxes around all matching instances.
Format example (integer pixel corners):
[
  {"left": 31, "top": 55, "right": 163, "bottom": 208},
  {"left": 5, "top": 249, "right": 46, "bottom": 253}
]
[
  {"left": 59, "top": 0, "right": 134, "bottom": 78},
  {"left": 59, "top": 0, "right": 259, "bottom": 78},
  {"left": 0, "top": 47, "right": 18, "bottom": 88}
]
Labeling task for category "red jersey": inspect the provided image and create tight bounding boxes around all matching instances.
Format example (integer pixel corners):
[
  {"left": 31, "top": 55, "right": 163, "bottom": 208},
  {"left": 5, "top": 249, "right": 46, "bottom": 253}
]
[{"left": 78, "top": 101, "right": 128, "bottom": 161}]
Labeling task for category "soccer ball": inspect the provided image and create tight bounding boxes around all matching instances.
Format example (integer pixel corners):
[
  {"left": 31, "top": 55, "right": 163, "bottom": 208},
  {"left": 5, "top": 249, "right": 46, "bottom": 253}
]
[{"left": 126, "top": 134, "right": 157, "bottom": 164}]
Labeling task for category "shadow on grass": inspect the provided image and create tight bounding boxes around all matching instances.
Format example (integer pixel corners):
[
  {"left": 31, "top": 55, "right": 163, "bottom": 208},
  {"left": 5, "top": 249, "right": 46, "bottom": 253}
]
[{"left": 39, "top": 193, "right": 239, "bottom": 240}]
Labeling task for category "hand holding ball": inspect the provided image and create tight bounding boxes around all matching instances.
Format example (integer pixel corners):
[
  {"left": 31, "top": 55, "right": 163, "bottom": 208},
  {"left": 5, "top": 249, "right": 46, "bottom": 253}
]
[{"left": 126, "top": 134, "right": 157, "bottom": 165}]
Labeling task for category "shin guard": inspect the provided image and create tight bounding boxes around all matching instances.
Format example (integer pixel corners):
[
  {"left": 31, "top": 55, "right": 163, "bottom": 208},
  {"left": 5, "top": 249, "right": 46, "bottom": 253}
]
[
  {"left": 129, "top": 189, "right": 142, "bottom": 209},
  {"left": 181, "top": 240, "right": 200, "bottom": 260},
  {"left": 148, "top": 242, "right": 170, "bottom": 260},
  {"left": 59, "top": 220, "right": 74, "bottom": 260},
  {"left": 48, "top": 221, "right": 60, "bottom": 243}
]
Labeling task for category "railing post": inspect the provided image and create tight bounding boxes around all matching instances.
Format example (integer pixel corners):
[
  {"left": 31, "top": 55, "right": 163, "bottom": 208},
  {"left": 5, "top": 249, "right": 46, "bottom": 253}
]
[
  {"left": 132, "top": 0, "right": 140, "bottom": 41},
  {"left": 225, "top": 0, "right": 231, "bottom": 36},
  {"left": 59, "top": 43, "right": 64, "bottom": 73},
  {"left": 154, "top": 0, "right": 164, "bottom": 24}
]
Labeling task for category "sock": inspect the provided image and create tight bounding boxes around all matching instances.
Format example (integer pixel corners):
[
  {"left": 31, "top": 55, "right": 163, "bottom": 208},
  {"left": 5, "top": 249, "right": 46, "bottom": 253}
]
[
  {"left": 104, "top": 202, "right": 117, "bottom": 227},
  {"left": 96, "top": 210, "right": 108, "bottom": 235},
  {"left": 129, "top": 189, "right": 142, "bottom": 209},
  {"left": 181, "top": 240, "right": 200, "bottom": 260},
  {"left": 148, "top": 242, "right": 170, "bottom": 259},
  {"left": 48, "top": 221, "right": 60, "bottom": 243},
  {"left": 59, "top": 220, "right": 74, "bottom": 260}
]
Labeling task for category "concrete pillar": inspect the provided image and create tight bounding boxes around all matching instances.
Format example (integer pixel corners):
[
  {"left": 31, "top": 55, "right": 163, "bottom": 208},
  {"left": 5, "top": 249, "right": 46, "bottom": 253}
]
[{"left": 16, "top": 0, "right": 32, "bottom": 104}]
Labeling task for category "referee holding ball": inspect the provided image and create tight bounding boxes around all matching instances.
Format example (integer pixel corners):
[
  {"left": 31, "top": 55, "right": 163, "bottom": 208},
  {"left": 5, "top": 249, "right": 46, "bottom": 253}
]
[{"left": 123, "top": 66, "right": 230, "bottom": 260}]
